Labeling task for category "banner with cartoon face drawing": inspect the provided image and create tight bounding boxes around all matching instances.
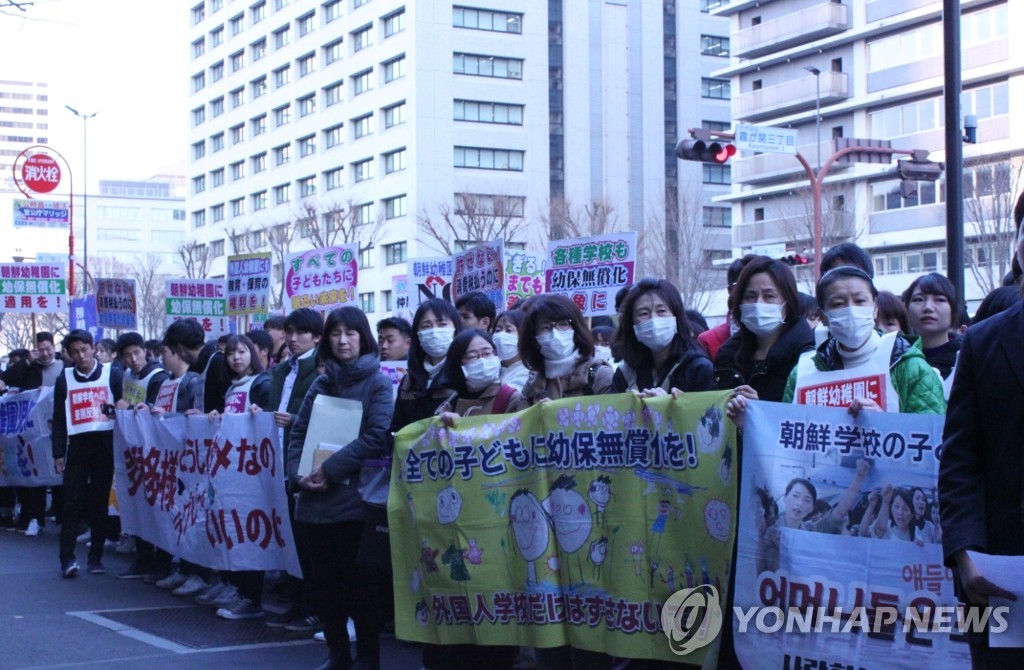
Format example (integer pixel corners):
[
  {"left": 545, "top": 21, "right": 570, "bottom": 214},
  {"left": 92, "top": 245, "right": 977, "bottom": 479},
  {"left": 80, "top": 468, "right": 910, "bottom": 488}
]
[{"left": 389, "top": 391, "right": 736, "bottom": 664}]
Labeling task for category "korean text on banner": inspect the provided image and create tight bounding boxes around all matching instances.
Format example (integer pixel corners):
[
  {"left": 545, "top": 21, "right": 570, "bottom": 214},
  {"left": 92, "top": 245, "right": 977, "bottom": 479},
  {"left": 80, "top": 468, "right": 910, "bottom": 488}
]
[
  {"left": 452, "top": 240, "right": 504, "bottom": 309},
  {"left": 284, "top": 245, "right": 358, "bottom": 311},
  {"left": 390, "top": 391, "right": 736, "bottom": 663},
  {"left": 505, "top": 251, "right": 545, "bottom": 310},
  {"left": 546, "top": 233, "right": 636, "bottom": 316},
  {"left": 113, "top": 411, "right": 300, "bottom": 576},
  {"left": 0, "top": 388, "right": 60, "bottom": 487},
  {"left": 0, "top": 263, "right": 67, "bottom": 314},
  {"left": 407, "top": 257, "right": 454, "bottom": 306},
  {"left": 96, "top": 278, "right": 138, "bottom": 331},
  {"left": 734, "top": 400, "right": 965, "bottom": 670},
  {"left": 165, "top": 278, "right": 230, "bottom": 337},
  {"left": 227, "top": 252, "right": 272, "bottom": 316}
]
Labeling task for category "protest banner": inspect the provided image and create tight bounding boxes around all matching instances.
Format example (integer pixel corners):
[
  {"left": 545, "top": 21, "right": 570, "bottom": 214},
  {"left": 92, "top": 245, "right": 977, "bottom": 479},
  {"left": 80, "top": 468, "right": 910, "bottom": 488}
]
[
  {"left": 96, "top": 278, "right": 138, "bottom": 330},
  {"left": 227, "top": 252, "right": 272, "bottom": 316},
  {"left": 13, "top": 199, "right": 70, "bottom": 229},
  {"left": 504, "top": 250, "right": 545, "bottom": 310},
  {"left": 0, "top": 262, "right": 67, "bottom": 313},
  {"left": 546, "top": 233, "right": 636, "bottom": 316},
  {"left": 70, "top": 295, "right": 103, "bottom": 343},
  {"left": 392, "top": 274, "right": 411, "bottom": 317},
  {"left": 284, "top": 245, "right": 358, "bottom": 311},
  {"left": 452, "top": 240, "right": 504, "bottom": 309},
  {"left": 165, "top": 278, "right": 230, "bottom": 337},
  {"left": 380, "top": 361, "right": 409, "bottom": 400},
  {"left": 408, "top": 256, "right": 454, "bottom": 306},
  {"left": 735, "top": 400, "right": 966, "bottom": 670},
  {"left": 114, "top": 410, "right": 300, "bottom": 576},
  {"left": 0, "top": 388, "right": 60, "bottom": 487},
  {"left": 390, "top": 391, "right": 736, "bottom": 663}
]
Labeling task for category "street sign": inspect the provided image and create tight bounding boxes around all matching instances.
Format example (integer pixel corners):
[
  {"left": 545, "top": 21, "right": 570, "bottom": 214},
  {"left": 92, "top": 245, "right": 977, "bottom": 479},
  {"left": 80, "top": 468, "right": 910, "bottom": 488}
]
[
  {"left": 735, "top": 124, "right": 798, "bottom": 155},
  {"left": 13, "top": 199, "right": 70, "bottom": 229},
  {"left": 751, "top": 243, "right": 787, "bottom": 258},
  {"left": 21, "top": 154, "right": 61, "bottom": 193}
]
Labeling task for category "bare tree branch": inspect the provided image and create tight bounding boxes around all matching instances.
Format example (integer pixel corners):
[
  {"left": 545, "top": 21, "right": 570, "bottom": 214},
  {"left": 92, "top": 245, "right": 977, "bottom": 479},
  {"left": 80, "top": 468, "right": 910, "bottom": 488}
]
[
  {"left": 778, "top": 183, "right": 859, "bottom": 292},
  {"left": 418, "top": 193, "right": 528, "bottom": 255},
  {"left": 964, "top": 154, "right": 1024, "bottom": 296},
  {"left": 177, "top": 240, "right": 210, "bottom": 280}
]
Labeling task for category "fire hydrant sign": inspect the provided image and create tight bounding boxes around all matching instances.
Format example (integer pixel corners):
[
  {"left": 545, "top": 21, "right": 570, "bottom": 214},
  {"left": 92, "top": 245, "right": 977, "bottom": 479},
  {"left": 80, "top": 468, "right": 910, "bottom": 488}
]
[
  {"left": 545, "top": 233, "right": 636, "bottom": 316},
  {"left": 165, "top": 278, "right": 229, "bottom": 337},
  {"left": 227, "top": 253, "right": 272, "bottom": 316},
  {"left": 96, "top": 278, "right": 137, "bottom": 330},
  {"left": 284, "top": 245, "right": 358, "bottom": 311},
  {"left": 21, "top": 153, "right": 61, "bottom": 193},
  {"left": 0, "top": 263, "right": 67, "bottom": 313}
]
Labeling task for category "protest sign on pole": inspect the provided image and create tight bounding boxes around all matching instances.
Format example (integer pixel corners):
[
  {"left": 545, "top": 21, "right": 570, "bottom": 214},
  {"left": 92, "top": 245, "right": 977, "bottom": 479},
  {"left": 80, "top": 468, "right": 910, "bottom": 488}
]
[
  {"left": 96, "top": 278, "right": 137, "bottom": 330},
  {"left": 227, "top": 252, "right": 272, "bottom": 316},
  {"left": 165, "top": 278, "right": 230, "bottom": 337},
  {"left": 546, "top": 233, "right": 636, "bottom": 316},
  {"left": 735, "top": 400, "right": 966, "bottom": 670},
  {"left": 114, "top": 411, "right": 300, "bottom": 576},
  {"left": 390, "top": 391, "right": 736, "bottom": 663},
  {"left": 284, "top": 245, "right": 358, "bottom": 311},
  {"left": 504, "top": 250, "right": 545, "bottom": 310},
  {"left": 70, "top": 295, "right": 103, "bottom": 343},
  {"left": 407, "top": 256, "right": 454, "bottom": 307},
  {"left": 392, "top": 274, "right": 411, "bottom": 317},
  {"left": 0, "top": 388, "right": 60, "bottom": 487},
  {"left": 0, "top": 262, "right": 67, "bottom": 313},
  {"left": 13, "top": 199, "right": 70, "bottom": 229},
  {"left": 451, "top": 240, "right": 504, "bottom": 310}
]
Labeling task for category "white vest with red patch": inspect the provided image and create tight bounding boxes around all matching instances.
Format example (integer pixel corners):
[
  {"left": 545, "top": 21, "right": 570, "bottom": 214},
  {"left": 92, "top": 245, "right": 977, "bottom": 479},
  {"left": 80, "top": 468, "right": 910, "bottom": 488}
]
[
  {"left": 793, "top": 331, "right": 901, "bottom": 412},
  {"left": 65, "top": 364, "right": 115, "bottom": 435}
]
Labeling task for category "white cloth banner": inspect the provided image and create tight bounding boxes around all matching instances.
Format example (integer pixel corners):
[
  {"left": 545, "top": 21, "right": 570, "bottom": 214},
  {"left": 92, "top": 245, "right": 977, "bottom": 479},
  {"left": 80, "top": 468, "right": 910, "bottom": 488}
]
[
  {"left": 113, "top": 410, "right": 300, "bottom": 577},
  {"left": 0, "top": 388, "right": 61, "bottom": 487},
  {"left": 735, "top": 401, "right": 969, "bottom": 669}
]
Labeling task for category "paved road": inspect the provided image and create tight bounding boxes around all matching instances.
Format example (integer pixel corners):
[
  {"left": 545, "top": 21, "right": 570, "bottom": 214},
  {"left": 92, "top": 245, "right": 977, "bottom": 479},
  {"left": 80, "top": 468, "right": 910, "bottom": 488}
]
[{"left": 0, "top": 523, "right": 422, "bottom": 669}]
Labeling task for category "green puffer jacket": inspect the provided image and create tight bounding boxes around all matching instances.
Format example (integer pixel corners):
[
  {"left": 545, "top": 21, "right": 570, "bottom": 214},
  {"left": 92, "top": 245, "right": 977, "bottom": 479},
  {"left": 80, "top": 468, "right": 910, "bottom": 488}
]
[{"left": 782, "top": 333, "right": 946, "bottom": 414}]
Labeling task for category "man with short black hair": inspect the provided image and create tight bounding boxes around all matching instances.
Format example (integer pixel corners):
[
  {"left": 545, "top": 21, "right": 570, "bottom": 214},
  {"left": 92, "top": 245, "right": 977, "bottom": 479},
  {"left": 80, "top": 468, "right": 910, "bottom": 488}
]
[
  {"left": 247, "top": 329, "right": 276, "bottom": 371},
  {"left": 33, "top": 331, "right": 64, "bottom": 387},
  {"left": 52, "top": 329, "right": 123, "bottom": 578},
  {"left": 377, "top": 317, "right": 411, "bottom": 362},
  {"left": 455, "top": 291, "right": 496, "bottom": 330},
  {"left": 163, "top": 320, "right": 232, "bottom": 413},
  {"left": 115, "top": 332, "right": 169, "bottom": 409},
  {"left": 264, "top": 315, "right": 287, "bottom": 364}
]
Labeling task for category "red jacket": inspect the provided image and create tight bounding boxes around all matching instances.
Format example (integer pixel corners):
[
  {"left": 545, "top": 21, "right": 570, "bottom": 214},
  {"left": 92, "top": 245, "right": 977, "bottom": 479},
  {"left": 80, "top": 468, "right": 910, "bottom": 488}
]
[{"left": 697, "top": 321, "right": 731, "bottom": 362}]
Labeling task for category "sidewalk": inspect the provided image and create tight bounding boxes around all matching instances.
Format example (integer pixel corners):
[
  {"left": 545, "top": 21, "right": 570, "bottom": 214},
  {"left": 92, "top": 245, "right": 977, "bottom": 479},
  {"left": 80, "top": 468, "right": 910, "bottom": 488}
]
[{"left": 0, "top": 522, "right": 422, "bottom": 669}]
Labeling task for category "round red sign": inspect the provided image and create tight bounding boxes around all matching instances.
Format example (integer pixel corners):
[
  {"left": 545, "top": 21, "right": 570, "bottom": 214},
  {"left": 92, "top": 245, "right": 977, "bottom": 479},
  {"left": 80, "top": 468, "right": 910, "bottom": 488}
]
[{"left": 21, "top": 153, "right": 61, "bottom": 193}]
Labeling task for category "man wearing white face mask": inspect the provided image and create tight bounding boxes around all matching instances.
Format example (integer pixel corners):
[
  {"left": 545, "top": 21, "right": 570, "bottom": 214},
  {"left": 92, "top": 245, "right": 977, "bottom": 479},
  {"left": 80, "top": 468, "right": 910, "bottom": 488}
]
[{"left": 780, "top": 266, "right": 945, "bottom": 416}]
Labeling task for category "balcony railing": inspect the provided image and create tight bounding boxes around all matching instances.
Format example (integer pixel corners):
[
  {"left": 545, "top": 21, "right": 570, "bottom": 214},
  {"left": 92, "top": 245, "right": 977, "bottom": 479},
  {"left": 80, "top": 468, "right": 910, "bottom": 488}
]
[
  {"left": 734, "top": 3, "right": 850, "bottom": 58},
  {"left": 736, "top": 71, "right": 849, "bottom": 121},
  {"left": 734, "top": 212, "right": 854, "bottom": 246}
]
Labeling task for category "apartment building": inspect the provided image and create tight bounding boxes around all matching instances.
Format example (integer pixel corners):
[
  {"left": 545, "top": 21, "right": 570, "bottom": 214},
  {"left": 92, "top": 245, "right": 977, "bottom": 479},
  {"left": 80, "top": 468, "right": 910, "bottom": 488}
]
[{"left": 0, "top": 79, "right": 50, "bottom": 193}]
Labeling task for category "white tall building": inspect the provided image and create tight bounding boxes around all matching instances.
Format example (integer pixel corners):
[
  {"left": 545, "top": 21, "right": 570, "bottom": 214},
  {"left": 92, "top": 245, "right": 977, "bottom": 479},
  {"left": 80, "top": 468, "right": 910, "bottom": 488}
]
[
  {"left": 712, "top": 0, "right": 1023, "bottom": 307},
  {"left": 0, "top": 79, "right": 50, "bottom": 193},
  {"left": 186, "top": 0, "right": 733, "bottom": 319}
]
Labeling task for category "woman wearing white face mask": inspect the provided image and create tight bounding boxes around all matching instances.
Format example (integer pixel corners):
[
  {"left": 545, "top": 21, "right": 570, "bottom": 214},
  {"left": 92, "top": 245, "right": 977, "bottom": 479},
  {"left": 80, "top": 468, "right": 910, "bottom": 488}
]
[
  {"left": 779, "top": 266, "right": 945, "bottom": 415},
  {"left": 437, "top": 329, "right": 528, "bottom": 427},
  {"left": 610, "top": 278, "right": 714, "bottom": 396},
  {"left": 489, "top": 310, "right": 530, "bottom": 391},
  {"left": 520, "top": 295, "right": 614, "bottom": 403},
  {"left": 718, "top": 258, "right": 814, "bottom": 427}
]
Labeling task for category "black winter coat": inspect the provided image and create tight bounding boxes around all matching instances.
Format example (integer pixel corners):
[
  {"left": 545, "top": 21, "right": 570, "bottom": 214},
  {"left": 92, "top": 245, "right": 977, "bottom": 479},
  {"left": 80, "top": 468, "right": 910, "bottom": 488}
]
[
  {"left": 611, "top": 341, "right": 715, "bottom": 394},
  {"left": 714, "top": 320, "right": 815, "bottom": 402}
]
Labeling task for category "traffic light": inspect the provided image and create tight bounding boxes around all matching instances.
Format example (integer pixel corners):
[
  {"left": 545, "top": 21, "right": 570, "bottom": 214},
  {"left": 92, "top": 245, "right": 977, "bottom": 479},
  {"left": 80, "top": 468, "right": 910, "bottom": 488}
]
[
  {"left": 896, "top": 150, "right": 944, "bottom": 182},
  {"left": 676, "top": 139, "right": 737, "bottom": 164},
  {"left": 782, "top": 254, "right": 811, "bottom": 266}
]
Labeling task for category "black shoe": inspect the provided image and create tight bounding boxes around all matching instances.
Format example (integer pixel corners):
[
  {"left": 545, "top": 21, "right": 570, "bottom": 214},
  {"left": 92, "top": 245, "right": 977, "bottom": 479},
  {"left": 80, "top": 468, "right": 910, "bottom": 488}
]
[
  {"left": 62, "top": 560, "right": 80, "bottom": 579},
  {"left": 313, "top": 653, "right": 351, "bottom": 670},
  {"left": 351, "top": 654, "right": 380, "bottom": 670},
  {"left": 118, "top": 561, "right": 150, "bottom": 579},
  {"left": 285, "top": 615, "right": 324, "bottom": 632},
  {"left": 87, "top": 559, "right": 105, "bottom": 575},
  {"left": 265, "top": 608, "right": 300, "bottom": 628}
]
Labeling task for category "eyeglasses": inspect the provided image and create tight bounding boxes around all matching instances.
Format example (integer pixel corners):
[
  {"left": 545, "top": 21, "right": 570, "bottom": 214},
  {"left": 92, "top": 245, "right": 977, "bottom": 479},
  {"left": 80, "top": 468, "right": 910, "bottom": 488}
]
[
  {"left": 536, "top": 319, "right": 572, "bottom": 335},
  {"left": 461, "top": 348, "right": 496, "bottom": 363}
]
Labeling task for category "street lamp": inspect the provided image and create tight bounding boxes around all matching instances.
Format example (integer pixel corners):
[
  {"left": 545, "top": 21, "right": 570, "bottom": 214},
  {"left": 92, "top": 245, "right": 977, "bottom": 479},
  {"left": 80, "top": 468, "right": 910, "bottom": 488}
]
[
  {"left": 804, "top": 66, "right": 822, "bottom": 172},
  {"left": 65, "top": 105, "right": 98, "bottom": 294}
]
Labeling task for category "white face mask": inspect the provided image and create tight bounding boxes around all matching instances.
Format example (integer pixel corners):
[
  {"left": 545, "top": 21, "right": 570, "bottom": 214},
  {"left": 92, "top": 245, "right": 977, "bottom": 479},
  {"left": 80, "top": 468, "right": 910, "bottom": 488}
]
[
  {"left": 595, "top": 345, "right": 612, "bottom": 361},
  {"left": 537, "top": 328, "right": 576, "bottom": 360},
  {"left": 826, "top": 306, "right": 876, "bottom": 348},
  {"left": 418, "top": 327, "right": 455, "bottom": 359},
  {"left": 740, "top": 303, "right": 785, "bottom": 338},
  {"left": 462, "top": 356, "right": 501, "bottom": 391},
  {"left": 633, "top": 316, "right": 677, "bottom": 352},
  {"left": 492, "top": 332, "right": 519, "bottom": 361}
]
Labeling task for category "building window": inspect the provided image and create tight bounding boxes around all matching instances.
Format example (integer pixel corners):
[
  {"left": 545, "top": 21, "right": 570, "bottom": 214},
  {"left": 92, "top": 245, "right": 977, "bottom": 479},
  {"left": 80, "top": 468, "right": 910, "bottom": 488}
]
[
  {"left": 297, "top": 11, "right": 315, "bottom": 36},
  {"left": 274, "top": 104, "right": 291, "bottom": 126},
  {"left": 274, "top": 183, "right": 291, "bottom": 205},
  {"left": 383, "top": 101, "right": 406, "bottom": 128},
  {"left": 454, "top": 99, "right": 523, "bottom": 125},
  {"left": 211, "top": 239, "right": 225, "bottom": 257},
  {"left": 251, "top": 37, "right": 266, "bottom": 61},
  {"left": 275, "top": 0, "right": 289, "bottom": 9},
  {"left": 192, "top": 37, "right": 206, "bottom": 59},
  {"left": 298, "top": 93, "right": 316, "bottom": 116},
  {"left": 231, "top": 87, "right": 245, "bottom": 108},
  {"left": 251, "top": 114, "right": 267, "bottom": 136},
  {"left": 324, "top": 81, "right": 344, "bottom": 106},
  {"left": 702, "top": 164, "right": 731, "bottom": 184},
  {"left": 359, "top": 246, "right": 374, "bottom": 269},
  {"left": 231, "top": 50, "right": 244, "bottom": 71},
  {"left": 230, "top": 12, "right": 244, "bottom": 34},
  {"left": 248, "top": 230, "right": 267, "bottom": 249},
  {"left": 702, "top": 206, "right": 731, "bottom": 228},
  {"left": 453, "top": 7, "right": 522, "bottom": 34},
  {"left": 324, "top": 0, "right": 341, "bottom": 23},
  {"left": 192, "top": 106, "right": 205, "bottom": 126},
  {"left": 193, "top": 3, "right": 206, "bottom": 25},
  {"left": 230, "top": 160, "right": 244, "bottom": 180},
  {"left": 324, "top": 123, "right": 344, "bottom": 148},
  {"left": 385, "top": 241, "right": 407, "bottom": 265},
  {"left": 193, "top": 209, "right": 206, "bottom": 228},
  {"left": 383, "top": 55, "right": 405, "bottom": 83},
  {"left": 211, "top": 168, "right": 225, "bottom": 187},
  {"left": 192, "top": 175, "right": 206, "bottom": 194},
  {"left": 384, "top": 148, "right": 406, "bottom": 174},
  {"left": 298, "top": 52, "right": 316, "bottom": 76},
  {"left": 299, "top": 134, "right": 316, "bottom": 157},
  {"left": 274, "top": 143, "right": 291, "bottom": 165},
  {"left": 454, "top": 193, "right": 526, "bottom": 217},
  {"left": 384, "top": 194, "right": 406, "bottom": 219},
  {"left": 355, "top": 202, "right": 374, "bottom": 225},
  {"left": 352, "top": 25, "right": 372, "bottom": 51},
  {"left": 701, "top": 0, "right": 725, "bottom": 11},
  {"left": 352, "top": 113, "right": 373, "bottom": 138},
  {"left": 325, "top": 167, "right": 343, "bottom": 190},
  {"left": 325, "top": 38, "right": 344, "bottom": 64},
  {"left": 230, "top": 123, "right": 244, "bottom": 144},
  {"left": 192, "top": 140, "right": 206, "bottom": 160},
  {"left": 192, "top": 72, "right": 206, "bottom": 92},
  {"left": 211, "top": 204, "right": 225, "bottom": 222},
  {"left": 251, "top": 1, "right": 265, "bottom": 23},
  {"left": 359, "top": 292, "right": 375, "bottom": 313},
  {"left": 274, "top": 25, "right": 290, "bottom": 49},
  {"left": 383, "top": 9, "right": 405, "bottom": 37},
  {"left": 211, "top": 132, "right": 225, "bottom": 152},
  {"left": 252, "top": 191, "right": 267, "bottom": 211},
  {"left": 701, "top": 77, "right": 730, "bottom": 100},
  {"left": 231, "top": 197, "right": 245, "bottom": 216},
  {"left": 453, "top": 53, "right": 523, "bottom": 79},
  {"left": 298, "top": 175, "right": 316, "bottom": 197},
  {"left": 353, "top": 157, "right": 374, "bottom": 182},
  {"left": 251, "top": 76, "right": 267, "bottom": 98},
  {"left": 700, "top": 35, "right": 730, "bottom": 57},
  {"left": 252, "top": 152, "right": 267, "bottom": 173},
  {"left": 211, "top": 61, "right": 224, "bottom": 82},
  {"left": 211, "top": 25, "right": 224, "bottom": 46},
  {"left": 352, "top": 69, "right": 372, "bottom": 95},
  {"left": 454, "top": 146, "right": 524, "bottom": 171}
]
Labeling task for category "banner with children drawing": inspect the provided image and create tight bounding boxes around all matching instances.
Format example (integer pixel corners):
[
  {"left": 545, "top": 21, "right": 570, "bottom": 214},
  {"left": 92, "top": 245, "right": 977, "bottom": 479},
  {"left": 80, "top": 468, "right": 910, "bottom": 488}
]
[
  {"left": 735, "top": 401, "right": 966, "bottom": 670},
  {"left": 389, "top": 391, "right": 736, "bottom": 664}
]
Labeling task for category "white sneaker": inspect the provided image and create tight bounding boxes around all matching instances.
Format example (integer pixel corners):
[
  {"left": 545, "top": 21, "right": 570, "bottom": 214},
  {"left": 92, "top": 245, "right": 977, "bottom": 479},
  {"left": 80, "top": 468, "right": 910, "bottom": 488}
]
[
  {"left": 209, "top": 584, "right": 241, "bottom": 608},
  {"left": 313, "top": 631, "right": 325, "bottom": 641},
  {"left": 216, "top": 596, "right": 264, "bottom": 620},
  {"left": 25, "top": 519, "right": 40, "bottom": 536},
  {"left": 156, "top": 571, "right": 189, "bottom": 590},
  {"left": 194, "top": 581, "right": 229, "bottom": 605},
  {"left": 173, "top": 575, "right": 209, "bottom": 597},
  {"left": 115, "top": 535, "right": 136, "bottom": 554}
]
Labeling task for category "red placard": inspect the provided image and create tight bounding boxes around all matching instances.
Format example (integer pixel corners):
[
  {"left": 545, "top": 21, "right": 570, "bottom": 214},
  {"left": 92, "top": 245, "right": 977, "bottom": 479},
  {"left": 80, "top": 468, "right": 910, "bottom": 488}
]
[{"left": 21, "top": 154, "right": 61, "bottom": 194}]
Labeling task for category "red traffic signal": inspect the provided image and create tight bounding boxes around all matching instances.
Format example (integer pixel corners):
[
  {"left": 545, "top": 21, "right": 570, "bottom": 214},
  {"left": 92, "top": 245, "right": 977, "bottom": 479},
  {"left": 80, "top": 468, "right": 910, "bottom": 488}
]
[
  {"left": 676, "top": 139, "right": 737, "bottom": 165},
  {"left": 782, "top": 254, "right": 811, "bottom": 266}
]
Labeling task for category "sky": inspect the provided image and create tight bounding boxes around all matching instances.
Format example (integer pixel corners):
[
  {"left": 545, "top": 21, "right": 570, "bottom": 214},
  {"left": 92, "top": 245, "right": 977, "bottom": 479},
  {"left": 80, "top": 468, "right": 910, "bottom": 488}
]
[{"left": 1, "top": 0, "right": 189, "bottom": 190}]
